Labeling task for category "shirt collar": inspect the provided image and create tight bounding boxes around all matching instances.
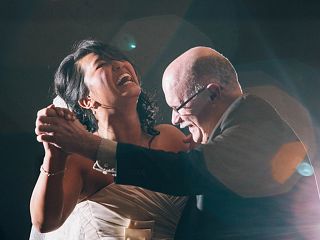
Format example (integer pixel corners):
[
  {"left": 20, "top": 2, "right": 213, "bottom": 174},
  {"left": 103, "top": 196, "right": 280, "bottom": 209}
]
[{"left": 207, "top": 94, "right": 244, "bottom": 143}]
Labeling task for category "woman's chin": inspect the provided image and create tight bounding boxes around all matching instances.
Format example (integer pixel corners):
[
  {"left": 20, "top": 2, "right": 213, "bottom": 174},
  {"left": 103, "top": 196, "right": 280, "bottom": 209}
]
[{"left": 120, "top": 84, "right": 141, "bottom": 97}]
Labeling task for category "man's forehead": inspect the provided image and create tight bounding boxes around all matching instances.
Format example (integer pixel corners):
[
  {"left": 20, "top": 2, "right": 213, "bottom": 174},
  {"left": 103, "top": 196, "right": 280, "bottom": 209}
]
[
  {"left": 164, "top": 59, "right": 193, "bottom": 83},
  {"left": 164, "top": 70, "right": 187, "bottom": 93},
  {"left": 163, "top": 76, "right": 191, "bottom": 105}
]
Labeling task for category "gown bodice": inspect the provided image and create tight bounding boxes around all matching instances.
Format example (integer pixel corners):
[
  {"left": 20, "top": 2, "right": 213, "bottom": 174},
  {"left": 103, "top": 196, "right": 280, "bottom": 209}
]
[{"left": 30, "top": 183, "right": 187, "bottom": 240}]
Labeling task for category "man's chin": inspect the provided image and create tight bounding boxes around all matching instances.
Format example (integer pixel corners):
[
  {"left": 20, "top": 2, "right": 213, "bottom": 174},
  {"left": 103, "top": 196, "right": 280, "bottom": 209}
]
[
  {"left": 191, "top": 134, "right": 202, "bottom": 144},
  {"left": 191, "top": 131, "right": 207, "bottom": 144}
]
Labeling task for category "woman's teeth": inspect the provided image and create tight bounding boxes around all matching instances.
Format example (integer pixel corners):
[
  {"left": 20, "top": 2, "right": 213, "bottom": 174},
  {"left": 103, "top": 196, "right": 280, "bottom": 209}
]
[{"left": 117, "top": 73, "right": 132, "bottom": 86}]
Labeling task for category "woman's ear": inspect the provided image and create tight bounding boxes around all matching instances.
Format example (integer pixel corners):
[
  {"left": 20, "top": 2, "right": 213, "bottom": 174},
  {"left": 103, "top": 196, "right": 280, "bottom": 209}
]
[
  {"left": 206, "top": 83, "right": 221, "bottom": 101},
  {"left": 78, "top": 96, "right": 94, "bottom": 109}
]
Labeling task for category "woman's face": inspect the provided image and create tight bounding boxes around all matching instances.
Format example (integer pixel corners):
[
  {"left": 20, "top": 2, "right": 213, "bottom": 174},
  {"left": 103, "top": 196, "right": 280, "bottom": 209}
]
[{"left": 78, "top": 53, "right": 141, "bottom": 108}]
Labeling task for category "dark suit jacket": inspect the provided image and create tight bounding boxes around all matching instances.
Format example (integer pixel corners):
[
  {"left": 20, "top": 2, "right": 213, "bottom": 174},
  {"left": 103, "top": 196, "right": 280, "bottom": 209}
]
[{"left": 115, "top": 95, "right": 319, "bottom": 239}]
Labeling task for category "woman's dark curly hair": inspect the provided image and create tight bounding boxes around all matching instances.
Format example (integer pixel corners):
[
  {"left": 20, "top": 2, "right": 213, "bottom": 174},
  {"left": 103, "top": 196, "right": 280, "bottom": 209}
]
[{"left": 54, "top": 39, "right": 159, "bottom": 136}]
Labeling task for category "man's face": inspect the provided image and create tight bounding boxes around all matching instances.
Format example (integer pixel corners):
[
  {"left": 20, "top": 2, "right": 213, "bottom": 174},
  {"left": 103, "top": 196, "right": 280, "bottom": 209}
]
[{"left": 163, "top": 76, "right": 210, "bottom": 144}]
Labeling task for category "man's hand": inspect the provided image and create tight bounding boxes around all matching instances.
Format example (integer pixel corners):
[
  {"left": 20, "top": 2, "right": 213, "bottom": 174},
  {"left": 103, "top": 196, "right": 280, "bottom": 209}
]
[
  {"left": 52, "top": 105, "right": 76, "bottom": 121},
  {"left": 35, "top": 105, "right": 101, "bottom": 160}
]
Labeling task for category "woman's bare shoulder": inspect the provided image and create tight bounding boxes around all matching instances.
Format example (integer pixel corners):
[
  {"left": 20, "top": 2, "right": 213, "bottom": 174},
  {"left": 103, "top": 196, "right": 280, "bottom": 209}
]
[{"left": 151, "top": 124, "right": 189, "bottom": 152}]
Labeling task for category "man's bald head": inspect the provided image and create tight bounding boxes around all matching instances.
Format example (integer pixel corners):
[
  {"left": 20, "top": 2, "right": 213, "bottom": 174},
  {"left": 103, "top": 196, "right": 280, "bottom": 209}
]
[
  {"left": 162, "top": 46, "right": 240, "bottom": 97},
  {"left": 162, "top": 46, "right": 242, "bottom": 144}
]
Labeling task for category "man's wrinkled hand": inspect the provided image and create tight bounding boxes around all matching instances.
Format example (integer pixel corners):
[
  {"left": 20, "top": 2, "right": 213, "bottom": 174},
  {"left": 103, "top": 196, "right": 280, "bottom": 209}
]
[{"left": 35, "top": 105, "right": 89, "bottom": 154}]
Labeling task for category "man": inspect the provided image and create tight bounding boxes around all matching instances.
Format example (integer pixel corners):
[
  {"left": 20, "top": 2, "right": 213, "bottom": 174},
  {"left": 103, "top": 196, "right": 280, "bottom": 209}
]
[{"left": 36, "top": 47, "right": 319, "bottom": 239}]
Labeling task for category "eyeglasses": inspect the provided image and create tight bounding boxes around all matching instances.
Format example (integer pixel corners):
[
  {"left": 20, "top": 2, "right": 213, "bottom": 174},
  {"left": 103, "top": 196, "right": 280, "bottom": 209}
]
[{"left": 173, "top": 86, "right": 206, "bottom": 113}]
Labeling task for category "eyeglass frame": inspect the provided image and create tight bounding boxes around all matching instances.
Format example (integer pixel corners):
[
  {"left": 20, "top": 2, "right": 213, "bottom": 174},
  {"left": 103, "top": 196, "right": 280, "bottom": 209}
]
[{"left": 173, "top": 86, "right": 207, "bottom": 113}]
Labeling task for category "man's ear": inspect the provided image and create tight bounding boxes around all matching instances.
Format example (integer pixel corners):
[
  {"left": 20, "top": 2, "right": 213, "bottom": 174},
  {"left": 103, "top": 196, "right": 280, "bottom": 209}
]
[
  {"left": 206, "top": 83, "right": 221, "bottom": 101},
  {"left": 78, "top": 96, "right": 94, "bottom": 109}
]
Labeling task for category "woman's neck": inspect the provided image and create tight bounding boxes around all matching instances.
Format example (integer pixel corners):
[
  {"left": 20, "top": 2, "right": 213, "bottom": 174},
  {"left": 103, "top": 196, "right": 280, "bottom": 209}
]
[{"left": 95, "top": 107, "right": 147, "bottom": 146}]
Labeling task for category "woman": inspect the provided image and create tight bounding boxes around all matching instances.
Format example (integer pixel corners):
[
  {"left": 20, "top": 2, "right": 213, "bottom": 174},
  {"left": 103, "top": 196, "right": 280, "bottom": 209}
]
[{"left": 30, "top": 40, "right": 188, "bottom": 239}]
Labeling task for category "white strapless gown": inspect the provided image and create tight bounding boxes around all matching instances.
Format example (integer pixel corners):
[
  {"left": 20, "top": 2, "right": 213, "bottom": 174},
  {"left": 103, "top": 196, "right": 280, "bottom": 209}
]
[{"left": 30, "top": 183, "right": 187, "bottom": 240}]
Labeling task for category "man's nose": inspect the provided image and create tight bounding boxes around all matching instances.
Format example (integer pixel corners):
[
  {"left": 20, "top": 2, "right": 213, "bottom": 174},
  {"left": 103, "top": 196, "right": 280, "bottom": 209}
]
[{"left": 171, "top": 110, "right": 182, "bottom": 125}]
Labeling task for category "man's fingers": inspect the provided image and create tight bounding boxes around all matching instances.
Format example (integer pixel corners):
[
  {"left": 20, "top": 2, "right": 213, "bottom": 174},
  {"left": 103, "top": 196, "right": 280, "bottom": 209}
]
[
  {"left": 37, "top": 134, "right": 57, "bottom": 145},
  {"left": 54, "top": 107, "right": 75, "bottom": 120},
  {"left": 35, "top": 116, "right": 68, "bottom": 136},
  {"left": 37, "top": 105, "right": 75, "bottom": 121},
  {"left": 36, "top": 115, "right": 62, "bottom": 126},
  {"left": 54, "top": 107, "right": 65, "bottom": 118},
  {"left": 36, "top": 124, "right": 59, "bottom": 135},
  {"left": 36, "top": 134, "right": 52, "bottom": 143},
  {"left": 37, "top": 107, "right": 58, "bottom": 118},
  {"left": 37, "top": 135, "right": 59, "bottom": 149}
]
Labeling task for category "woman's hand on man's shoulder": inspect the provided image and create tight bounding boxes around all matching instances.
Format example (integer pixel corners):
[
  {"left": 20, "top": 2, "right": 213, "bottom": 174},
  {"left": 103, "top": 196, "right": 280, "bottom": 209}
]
[{"left": 152, "top": 124, "right": 190, "bottom": 152}]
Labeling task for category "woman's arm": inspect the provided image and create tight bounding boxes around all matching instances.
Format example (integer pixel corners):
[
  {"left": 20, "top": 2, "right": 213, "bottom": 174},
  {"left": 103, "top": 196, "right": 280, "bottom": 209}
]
[
  {"left": 30, "top": 143, "right": 83, "bottom": 232},
  {"left": 30, "top": 142, "right": 113, "bottom": 233}
]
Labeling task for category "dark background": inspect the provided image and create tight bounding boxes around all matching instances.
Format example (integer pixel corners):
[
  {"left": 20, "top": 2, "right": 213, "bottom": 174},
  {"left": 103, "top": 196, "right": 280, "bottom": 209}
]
[{"left": 1, "top": 0, "right": 320, "bottom": 239}]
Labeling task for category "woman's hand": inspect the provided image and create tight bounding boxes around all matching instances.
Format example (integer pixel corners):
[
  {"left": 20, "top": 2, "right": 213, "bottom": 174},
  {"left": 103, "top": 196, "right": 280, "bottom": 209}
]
[
  {"left": 183, "top": 134, "right": 199, "bottom": 150},
  {"left": 42, "top": 141, "right": 68, "bottom": 160}
]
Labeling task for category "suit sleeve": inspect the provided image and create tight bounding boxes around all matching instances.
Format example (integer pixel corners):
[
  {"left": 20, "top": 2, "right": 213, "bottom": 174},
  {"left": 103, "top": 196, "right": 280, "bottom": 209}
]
[{"left": 115, "top": 144, "right": 211, "bottom": 195}]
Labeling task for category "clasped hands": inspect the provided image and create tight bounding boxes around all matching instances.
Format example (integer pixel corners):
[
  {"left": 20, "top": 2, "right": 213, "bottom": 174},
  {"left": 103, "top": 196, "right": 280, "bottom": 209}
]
[
  {"left": 35, "top": 105, "right": 93, "bottom": 155},
  {"left": 35, "top": 104, "right": 198, "bottom": 158}
]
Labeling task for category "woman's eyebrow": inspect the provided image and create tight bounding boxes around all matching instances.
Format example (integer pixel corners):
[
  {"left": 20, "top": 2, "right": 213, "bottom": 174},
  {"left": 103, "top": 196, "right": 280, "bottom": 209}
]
[
  {"left": 94, "top": 57, "right": 109, "bottom": 69},
  {"left": 93, "top": 57, "right": 104, "bottom": 66}
]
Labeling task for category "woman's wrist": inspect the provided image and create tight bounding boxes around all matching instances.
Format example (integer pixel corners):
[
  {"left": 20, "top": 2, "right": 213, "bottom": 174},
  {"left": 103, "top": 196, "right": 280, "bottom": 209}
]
[
  {"left": 40, "top": 164, "right": 66, "bottom": 177},
  {"left": 43, "top": 151, "right": 68, "bottom": 174}
]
